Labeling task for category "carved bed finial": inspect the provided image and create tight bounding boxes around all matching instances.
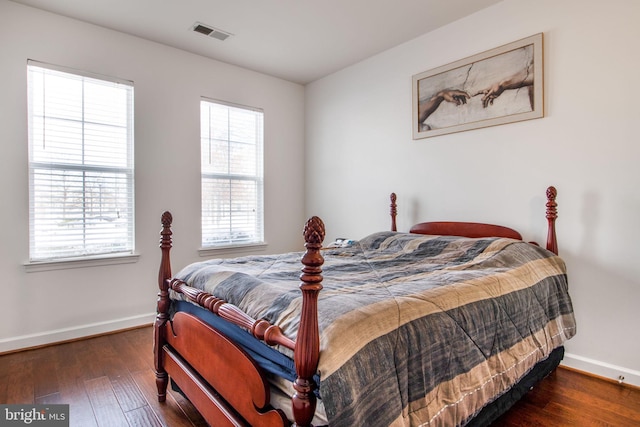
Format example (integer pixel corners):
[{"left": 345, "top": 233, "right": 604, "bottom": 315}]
[
  {"left": 303, "top": 216, "right": 325, "bottom": 247},
  {"left": 160, "top": 211, "right": 173, "bottom": 251},
  {"left": 161, "top": 210, "right": 173, "bottom": 227},
  {"left": 545, "top": 186, "right": 558, "bottom": 255},
  {"left": 546, "top": 187, "right": 557, "bottom": 213},
  {"left": 390, "top": 193, "right": 397, "bottom": 232},
  {"left": 301, "top": 216, "right": 324, "bottom": 284}
]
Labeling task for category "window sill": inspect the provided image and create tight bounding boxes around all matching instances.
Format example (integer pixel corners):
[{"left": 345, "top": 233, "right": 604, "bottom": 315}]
[
  {"left": 24, "top": 253, "right": 140, "bottom": 273},
  {"left": 198, "top": 242, "right": 268, "bottom": 258}
]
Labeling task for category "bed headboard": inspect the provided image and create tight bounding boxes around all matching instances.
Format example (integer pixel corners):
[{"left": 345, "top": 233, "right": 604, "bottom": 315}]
[{"left": 389, "top": 186, "right": 559, "bottom": 254}]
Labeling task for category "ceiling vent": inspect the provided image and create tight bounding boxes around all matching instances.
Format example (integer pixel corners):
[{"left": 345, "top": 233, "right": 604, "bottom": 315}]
[{"left": 192, "top": 22, "right": 232, "bottom": 41}]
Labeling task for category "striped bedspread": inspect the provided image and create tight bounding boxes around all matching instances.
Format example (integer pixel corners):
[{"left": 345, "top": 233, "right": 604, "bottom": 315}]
[{"left": 173, "top": 231, "right": 576, "bottom": 426}]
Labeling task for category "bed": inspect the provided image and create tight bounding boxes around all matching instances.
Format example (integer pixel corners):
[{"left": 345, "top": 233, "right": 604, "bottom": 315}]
[{"left": 153, "top": 186, "right": 575, "bottom": 427}]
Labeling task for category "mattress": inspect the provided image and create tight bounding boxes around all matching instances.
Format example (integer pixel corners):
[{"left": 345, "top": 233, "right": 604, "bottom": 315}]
[{"left": 171, "top": 231, "right": 576, "bottom": 426}]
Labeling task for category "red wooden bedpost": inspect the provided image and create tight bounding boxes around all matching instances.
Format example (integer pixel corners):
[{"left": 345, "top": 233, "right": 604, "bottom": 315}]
[
  {"left": 292, "top": 216, "right": 325, "bottom": 427},
  {"left": 154, "top": 211, "right": 173, "bottom": 402},
  {"left": 390, "top": 192, "right": 398, "bottom": 232},
  {"left": 545, "top": 186, "right": 558, "bottom": 255}
]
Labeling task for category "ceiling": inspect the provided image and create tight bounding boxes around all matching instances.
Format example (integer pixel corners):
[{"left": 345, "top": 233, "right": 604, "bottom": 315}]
[{"left": 10, "top": 0, "right": 502, "bottom": 84}]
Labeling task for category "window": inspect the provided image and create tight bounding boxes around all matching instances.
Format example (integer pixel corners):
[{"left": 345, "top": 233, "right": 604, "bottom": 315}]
[
  {"left": 201, "top": 99, "right": 264, "bottom": 247},
  {"left": 27, "top": 61, "right": 135, "bottom": 262}
]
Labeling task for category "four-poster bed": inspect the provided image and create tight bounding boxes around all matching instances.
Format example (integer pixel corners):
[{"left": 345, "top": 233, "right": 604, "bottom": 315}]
[{"left": 153, "top": 186, "right": 575, "bottom": 426}]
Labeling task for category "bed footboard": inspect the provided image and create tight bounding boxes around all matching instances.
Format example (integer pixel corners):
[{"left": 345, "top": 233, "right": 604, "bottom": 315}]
[
  {"left": 154, "top": 214, "right": 326, "bottom": 427},
  {"left": 164, "top": 312, "right": 289, "bottom": 426}
]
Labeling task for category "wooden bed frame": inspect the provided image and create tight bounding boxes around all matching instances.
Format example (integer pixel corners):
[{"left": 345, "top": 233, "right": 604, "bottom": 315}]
[{"left": 154, "top": 186, "right": 560, "bottom": 427}]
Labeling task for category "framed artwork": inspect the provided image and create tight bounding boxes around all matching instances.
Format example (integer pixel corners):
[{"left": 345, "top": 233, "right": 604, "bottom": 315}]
[{"left": 412, "top": 33, "right": 543, "bottom": 139}]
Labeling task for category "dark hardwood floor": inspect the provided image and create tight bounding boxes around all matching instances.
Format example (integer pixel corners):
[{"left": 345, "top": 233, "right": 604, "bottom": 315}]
[{"left": 1, "top": 325, "right": 638, "bottom": 426}]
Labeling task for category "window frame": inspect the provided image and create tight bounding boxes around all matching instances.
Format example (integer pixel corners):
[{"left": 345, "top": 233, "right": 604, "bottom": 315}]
[
  {"left": 200, "top": 98, "right": 265, "bottom": 250},
  {"left": 26, "top": 60, "right": 136, "bottom": 268}
]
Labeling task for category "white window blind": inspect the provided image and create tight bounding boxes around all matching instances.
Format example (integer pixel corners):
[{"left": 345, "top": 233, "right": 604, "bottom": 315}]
[
  {"left": 27, "top": 61, "right": 135, "bottom": 261},
  {"left": 201, "top": 99, "right": 264, "bottom": 247}
]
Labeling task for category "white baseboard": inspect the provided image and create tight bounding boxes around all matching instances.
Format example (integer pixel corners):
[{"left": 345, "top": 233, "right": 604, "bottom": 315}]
[
  {"left": 562, "top": 352, "right": 640, "bottom": 387},
  {"left": 0, "top": 312, "right": 156, "bottom": 354}
]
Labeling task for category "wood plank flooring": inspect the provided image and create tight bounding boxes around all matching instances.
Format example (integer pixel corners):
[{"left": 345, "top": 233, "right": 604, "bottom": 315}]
[
  {"left": 1, "top": 325, "right": 638, "bottom": 426},
  {"left": 0, "top": 326, "right": 207, "bottom": 427}
]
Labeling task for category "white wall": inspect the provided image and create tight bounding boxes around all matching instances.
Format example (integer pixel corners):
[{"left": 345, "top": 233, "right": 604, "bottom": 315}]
[
  {"left": 305, "top": 0, "right": 640, "bottom": 385},
  {"left": 0, "top": 1, "right": 306, "bottom": 351}
]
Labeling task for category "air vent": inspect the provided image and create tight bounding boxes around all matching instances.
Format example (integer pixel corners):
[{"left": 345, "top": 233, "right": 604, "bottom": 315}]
[{"left": 192, "top": 22, "right": 232, "bottom": 41}]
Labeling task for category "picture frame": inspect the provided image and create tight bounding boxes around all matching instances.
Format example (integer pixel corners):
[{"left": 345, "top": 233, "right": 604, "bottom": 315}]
[{"left": 412, "top": 33, "right": 543, "bottom": 139}]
